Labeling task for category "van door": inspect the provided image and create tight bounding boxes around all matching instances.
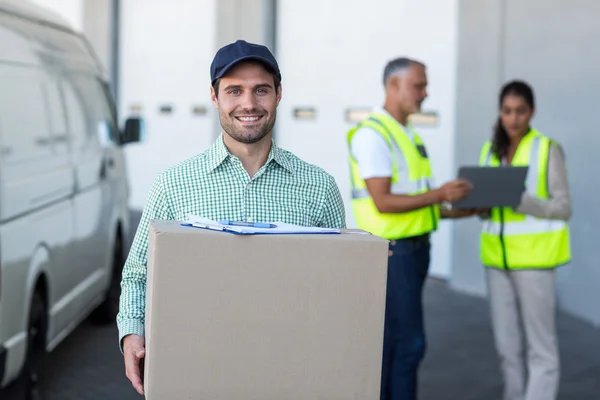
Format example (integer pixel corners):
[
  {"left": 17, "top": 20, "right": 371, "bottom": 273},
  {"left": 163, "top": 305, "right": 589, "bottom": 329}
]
[
  {"left": 60, "top": 74, "right": 113, "bottom": 309},
  {"left": 0, "top": 63, "right": 77, "bottom": 342}
]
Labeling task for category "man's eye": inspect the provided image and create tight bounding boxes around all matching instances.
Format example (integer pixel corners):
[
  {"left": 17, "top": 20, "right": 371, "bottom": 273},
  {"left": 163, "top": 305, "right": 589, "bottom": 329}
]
[
  {"left": 256, "top": 89, "right": 267, "bottom": 94},
  {"left": 229, "top": 89, "right": 240, "bottom": 95}
]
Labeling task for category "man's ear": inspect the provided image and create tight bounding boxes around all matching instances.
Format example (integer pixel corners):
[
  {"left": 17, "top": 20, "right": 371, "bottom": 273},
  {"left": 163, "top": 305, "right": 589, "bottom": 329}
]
[
  {"left": 389, "top": 75, "right": 402, "bottom": 91},
  {"left": 210, "top": 86, "right": 219, "bottom": 108},
  {"left": 276, "top": 83, "right": 283, "bottom": 106},
  {"left": 384, "top": 75, "right": 399, "bottom": 97}
]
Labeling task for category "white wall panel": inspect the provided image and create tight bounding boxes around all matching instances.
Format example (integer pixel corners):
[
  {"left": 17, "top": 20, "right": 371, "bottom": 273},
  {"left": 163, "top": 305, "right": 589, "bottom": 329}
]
[
  {"left": 276, "top": 0, "right": 459, "bottom": 278},
  {"left": 119, "top": 0, "right": 217, "bottom": 209}
]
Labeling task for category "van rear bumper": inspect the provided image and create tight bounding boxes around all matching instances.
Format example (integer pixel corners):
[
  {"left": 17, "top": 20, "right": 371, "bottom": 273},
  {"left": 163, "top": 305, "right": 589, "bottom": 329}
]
[{"left": 0, "top": 345, "right": 6, "bottom": 384}]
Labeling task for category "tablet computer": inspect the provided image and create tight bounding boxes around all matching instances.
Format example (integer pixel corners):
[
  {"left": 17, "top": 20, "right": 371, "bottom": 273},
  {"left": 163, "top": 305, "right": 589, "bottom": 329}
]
[{"left": 452, "top": 166, "right": 528, "bottom": 209}]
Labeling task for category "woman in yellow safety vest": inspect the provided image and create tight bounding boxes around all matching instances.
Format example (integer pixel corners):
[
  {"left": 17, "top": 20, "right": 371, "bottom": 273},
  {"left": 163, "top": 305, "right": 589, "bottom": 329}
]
[{"left": 478, "top": 80, "right": 571, "bottom": 400}]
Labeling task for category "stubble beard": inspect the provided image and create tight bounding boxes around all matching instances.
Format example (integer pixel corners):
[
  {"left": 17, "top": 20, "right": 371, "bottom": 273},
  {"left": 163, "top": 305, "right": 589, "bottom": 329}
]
[{"left": 220, "top": 109, "right": 277, "bottom": 145}]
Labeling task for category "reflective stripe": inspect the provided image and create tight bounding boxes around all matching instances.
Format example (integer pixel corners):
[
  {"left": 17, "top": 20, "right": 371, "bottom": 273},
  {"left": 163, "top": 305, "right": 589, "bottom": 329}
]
[
  {"left": 350, "top": 117, "right": 416, "bottom": 195},
  {"left": 403, "top": 125, "right": 416, "bottom": 143},
  {"left": 367, "top": 118, "right": 408, "bottom": 175},
  {"left": 482, "top": 218, "right": 567, "bottom": 235},
  {"left": 525, "top": 136, "right": 540, "bottom": 196},
  {"left": 392, "top": 177, "right": 431, "bottom": 194},
  {"left": 484, "top": 150, "right": 492, "bottom": 166},
  {"left": 351, "top": 178, "right": 431, "bottom": 199},
  {"left": 352, "top": 188, "right": 370, "bottom": 199},
  {"left": 369, "top": 117, "right": 417, "bottom": 145}
]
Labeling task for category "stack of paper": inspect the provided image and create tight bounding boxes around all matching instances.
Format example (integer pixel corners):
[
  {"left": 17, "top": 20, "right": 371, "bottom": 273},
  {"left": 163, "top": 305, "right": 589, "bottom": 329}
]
[{"left": 182, "top": 215, "right": 341, "bottom": 235}]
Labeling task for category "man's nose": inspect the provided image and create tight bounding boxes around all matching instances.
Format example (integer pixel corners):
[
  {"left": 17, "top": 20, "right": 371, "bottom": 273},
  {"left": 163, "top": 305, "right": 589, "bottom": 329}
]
[{"left": 240, "top": 92, "right": 257, "bottom": 110}]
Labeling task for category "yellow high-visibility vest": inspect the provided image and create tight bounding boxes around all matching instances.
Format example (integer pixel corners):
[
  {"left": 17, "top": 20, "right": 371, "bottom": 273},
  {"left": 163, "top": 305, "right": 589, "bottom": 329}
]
[
  {"left": 347, "top": 112, "right": 439, "bottom": 240},
  {"left": 479, "top": 128, "right": 571, "bottom": 269}
]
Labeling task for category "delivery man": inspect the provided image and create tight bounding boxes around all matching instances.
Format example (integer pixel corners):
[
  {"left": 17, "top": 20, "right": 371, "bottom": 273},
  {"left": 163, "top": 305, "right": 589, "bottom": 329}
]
[
  {"left": 118, "top": 40, "right": 346, "bottom": 396},
  {"left": 347, "top": 57, "right": 474, "bottom": 400}
]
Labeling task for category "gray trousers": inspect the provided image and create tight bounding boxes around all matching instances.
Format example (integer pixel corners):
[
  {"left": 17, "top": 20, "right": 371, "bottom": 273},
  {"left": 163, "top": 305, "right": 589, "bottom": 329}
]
[{"left": 486, "top": 268, "right": 560, "bottom": 400}]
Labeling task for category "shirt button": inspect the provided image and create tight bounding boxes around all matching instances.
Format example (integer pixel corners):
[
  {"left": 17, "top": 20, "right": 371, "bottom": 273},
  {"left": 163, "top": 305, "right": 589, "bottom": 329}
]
[
  {"left": 247, "top": 217, "right": 253, "bottom": 222},
  {"left": 245, "top": 182, "right": 251, "bottom": 189}
]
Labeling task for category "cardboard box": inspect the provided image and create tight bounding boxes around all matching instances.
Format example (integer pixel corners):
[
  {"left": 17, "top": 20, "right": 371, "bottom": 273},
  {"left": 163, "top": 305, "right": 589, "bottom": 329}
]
[{"left": 144, "top": 221, "right": 389, "bottom": 400}]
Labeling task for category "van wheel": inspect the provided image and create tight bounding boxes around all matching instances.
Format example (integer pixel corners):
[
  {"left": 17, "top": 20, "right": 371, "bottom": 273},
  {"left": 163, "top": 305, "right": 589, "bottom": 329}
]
[
  {"left": 92, "top": 232, "right": 124, "bottom": 324},
  {"left": 22, "top": 292, "right": 47, "bottom": 400}
]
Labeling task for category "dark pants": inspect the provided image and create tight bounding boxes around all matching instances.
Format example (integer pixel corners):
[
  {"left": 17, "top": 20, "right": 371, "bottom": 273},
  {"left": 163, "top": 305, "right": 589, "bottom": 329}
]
[{"left": 380, "top": 234, "right": 431, "bottom": 400}]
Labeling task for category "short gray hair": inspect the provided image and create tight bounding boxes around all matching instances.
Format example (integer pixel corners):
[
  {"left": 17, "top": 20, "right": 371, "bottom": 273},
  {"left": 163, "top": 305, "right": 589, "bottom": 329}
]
[{"left": 382, "top": 57, "right": 425, "bottom": 86}]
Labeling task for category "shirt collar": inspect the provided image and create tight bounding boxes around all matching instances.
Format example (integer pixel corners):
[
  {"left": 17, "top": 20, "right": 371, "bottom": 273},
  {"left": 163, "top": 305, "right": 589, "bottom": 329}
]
[
  {"left": 374, "top": 107, "right": 411, "bottom": 130},
  {"left": 205, "top": 133, "right": 230, "bottom": 172},
  {"left": 206, "top": 133, "right": 295, "bottom": 174},
  {"left": 268, "top": 141, "right": 295, "bottom": 173}
]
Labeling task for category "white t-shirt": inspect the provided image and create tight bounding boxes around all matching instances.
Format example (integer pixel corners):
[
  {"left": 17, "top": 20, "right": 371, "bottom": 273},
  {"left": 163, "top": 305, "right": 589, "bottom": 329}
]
[{"left": 350, "top": 108, "right": 408, "bottom": 180}]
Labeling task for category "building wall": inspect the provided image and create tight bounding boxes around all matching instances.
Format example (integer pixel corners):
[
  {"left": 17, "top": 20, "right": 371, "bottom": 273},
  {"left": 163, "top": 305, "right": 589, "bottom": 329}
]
[
  {"left": 275, "top": 0, "right": 459, "bottom": 278},
  {"left": 119, "top": 0, "right": 218, "bottom": 209},
  {"left": 452, "top": 0, "right": 600, "bottom": 326}
]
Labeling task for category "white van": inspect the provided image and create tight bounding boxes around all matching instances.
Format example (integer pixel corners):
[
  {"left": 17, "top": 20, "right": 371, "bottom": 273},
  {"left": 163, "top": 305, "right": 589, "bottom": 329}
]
[{"left": 0, "top": 1, "right": 141, "bottom": 398}]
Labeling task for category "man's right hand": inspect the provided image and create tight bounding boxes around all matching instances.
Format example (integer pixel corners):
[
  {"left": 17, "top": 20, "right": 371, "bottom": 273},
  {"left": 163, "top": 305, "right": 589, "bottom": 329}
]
[
  {"left": 436, "top": 179, "right": 472, "bottom": 203},
  {"left": 123, "top": 334, "right": 146, "bottom": 395}
]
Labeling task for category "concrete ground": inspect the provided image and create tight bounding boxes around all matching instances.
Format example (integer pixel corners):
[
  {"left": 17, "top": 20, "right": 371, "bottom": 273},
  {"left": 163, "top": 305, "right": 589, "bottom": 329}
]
[{"left": 420, "top": 280, "right": 600, "bottom": 400}]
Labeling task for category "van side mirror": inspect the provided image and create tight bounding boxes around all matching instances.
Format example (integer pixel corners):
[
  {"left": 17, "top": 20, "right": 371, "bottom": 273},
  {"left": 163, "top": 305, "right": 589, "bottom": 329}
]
[{"left": 121, "top": 117, "right": 143, "bottom": 144}]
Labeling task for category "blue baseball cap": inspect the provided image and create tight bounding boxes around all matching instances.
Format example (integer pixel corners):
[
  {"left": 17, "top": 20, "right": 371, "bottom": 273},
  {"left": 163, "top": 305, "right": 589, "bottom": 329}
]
[{"left": 210, "top": 40, "right": 281, "bottom": 85}]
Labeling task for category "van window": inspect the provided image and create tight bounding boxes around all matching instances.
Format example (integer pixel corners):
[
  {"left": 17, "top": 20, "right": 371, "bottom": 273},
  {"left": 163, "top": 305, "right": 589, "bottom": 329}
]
[
  {"left": 0, "top": 64, "right": 54, "bottom": 163},
  {"left": 61, "top": 76, "right": 94, "bottom": 153},
  {"left": 44, "top": 74, "right": 69, "bottom": 155},
  {"left": 63, "top": 75, "right": 119, "bottom": 150}
]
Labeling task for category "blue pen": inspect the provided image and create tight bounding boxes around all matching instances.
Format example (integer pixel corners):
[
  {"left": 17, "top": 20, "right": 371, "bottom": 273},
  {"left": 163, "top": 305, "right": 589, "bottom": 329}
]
[{"left": 218, "top": 220, "right": 277, "bottom": 228}]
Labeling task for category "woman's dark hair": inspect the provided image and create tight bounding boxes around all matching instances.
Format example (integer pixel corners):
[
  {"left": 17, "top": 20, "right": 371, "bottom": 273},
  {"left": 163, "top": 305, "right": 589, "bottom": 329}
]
[{"left": 491, "top": 80, "right": 535, "bottom": 159}]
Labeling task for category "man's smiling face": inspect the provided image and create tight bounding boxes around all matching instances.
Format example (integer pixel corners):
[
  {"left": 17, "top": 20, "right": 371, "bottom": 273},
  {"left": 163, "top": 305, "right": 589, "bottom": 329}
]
[{"left": 211, "top": 61, "right": 282, "bottom": 144}]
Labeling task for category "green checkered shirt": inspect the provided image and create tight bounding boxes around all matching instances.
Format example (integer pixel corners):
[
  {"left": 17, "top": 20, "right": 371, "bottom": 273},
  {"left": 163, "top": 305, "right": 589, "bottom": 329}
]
[{"left": 117, "top": 134, "right": 346, "bottom": 346}]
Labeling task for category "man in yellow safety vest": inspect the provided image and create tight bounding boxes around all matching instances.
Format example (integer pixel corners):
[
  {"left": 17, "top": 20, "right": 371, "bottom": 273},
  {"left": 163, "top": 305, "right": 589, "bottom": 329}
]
[{"left": 347, "top": 57, "right": 476, "bottom": 400}]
